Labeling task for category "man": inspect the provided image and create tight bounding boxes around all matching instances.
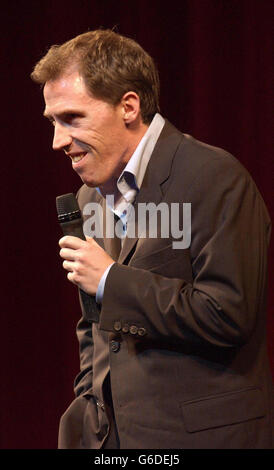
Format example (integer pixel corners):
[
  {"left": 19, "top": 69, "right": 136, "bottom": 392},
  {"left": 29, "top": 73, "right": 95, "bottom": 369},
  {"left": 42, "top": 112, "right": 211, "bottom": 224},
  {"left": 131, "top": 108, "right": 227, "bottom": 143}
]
[{"left": 31, "top": 29, "right": 273, "bottom": 449}]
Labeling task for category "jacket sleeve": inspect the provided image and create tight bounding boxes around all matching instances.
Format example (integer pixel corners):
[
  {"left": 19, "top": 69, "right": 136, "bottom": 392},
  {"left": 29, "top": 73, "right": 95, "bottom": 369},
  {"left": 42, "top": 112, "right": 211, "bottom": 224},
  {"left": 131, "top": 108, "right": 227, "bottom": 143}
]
[
  {"left": 73, "top": 316, "right": 94, "bottom": 397},
  {"left": 99, "top": 156, "right": 271, "bottom": 349},
  {"left": 73, "top": 277, "right": 101, "bottom": 398}
]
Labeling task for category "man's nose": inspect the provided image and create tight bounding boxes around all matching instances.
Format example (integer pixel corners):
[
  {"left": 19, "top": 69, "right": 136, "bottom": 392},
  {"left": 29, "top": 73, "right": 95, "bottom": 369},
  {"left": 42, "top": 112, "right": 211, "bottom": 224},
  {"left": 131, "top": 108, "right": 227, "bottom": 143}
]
[{"left": 52, "top": 122, "right": 72, "bottom": 151}]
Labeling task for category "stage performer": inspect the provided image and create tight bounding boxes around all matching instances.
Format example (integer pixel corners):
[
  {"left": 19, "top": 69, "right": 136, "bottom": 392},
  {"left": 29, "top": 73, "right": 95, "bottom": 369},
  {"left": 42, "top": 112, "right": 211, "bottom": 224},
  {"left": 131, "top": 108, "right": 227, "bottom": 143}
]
[{"left": 31, "top": 29, "right": 273, "bottom": 449}]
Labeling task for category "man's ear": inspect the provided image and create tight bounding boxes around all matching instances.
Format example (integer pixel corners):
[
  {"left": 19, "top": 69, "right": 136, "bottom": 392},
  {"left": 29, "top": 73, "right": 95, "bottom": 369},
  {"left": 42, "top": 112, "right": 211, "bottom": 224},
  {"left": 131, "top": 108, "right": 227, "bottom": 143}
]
[{"left": 120, "top": 91, "right": 141, "bottom": 125}]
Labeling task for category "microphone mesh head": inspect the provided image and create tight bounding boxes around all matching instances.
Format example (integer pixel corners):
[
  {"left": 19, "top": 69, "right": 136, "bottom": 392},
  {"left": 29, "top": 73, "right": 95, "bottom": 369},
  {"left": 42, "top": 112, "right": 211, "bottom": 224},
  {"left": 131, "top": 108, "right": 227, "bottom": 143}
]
[{"left": 56, "top": 193, "right": 80, "bottom": 216}]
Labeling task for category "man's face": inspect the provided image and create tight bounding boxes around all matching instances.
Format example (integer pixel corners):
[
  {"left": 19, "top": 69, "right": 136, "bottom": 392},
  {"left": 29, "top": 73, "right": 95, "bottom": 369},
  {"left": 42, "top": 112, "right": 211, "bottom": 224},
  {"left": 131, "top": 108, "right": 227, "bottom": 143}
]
[{"left": 43, "top": 71, "right": 132, "bottom": 189}]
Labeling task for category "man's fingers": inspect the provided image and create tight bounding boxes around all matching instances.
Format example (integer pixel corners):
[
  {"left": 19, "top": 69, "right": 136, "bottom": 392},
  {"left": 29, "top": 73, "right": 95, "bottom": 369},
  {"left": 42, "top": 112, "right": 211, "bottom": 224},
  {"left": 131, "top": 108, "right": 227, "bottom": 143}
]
[
  {"left": 58, "top": 234, "right": 110, "bottom": 295},
  {"left": 59, "top": 235, "right": 85, "bottom": 249},
  {"left": 67, "top": 271, "right": 78, "bottom": 285},
  {"left": 59, "top": 247, "right": 76, "bottom": 261},
  {"left": 62, "top": 260, "right": 74, "bottom": 272}
]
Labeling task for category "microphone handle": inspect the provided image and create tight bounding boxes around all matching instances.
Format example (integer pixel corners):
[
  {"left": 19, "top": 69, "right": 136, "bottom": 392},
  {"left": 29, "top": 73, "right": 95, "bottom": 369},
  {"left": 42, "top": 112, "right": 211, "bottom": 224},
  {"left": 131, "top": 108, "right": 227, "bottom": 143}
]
[
  {"left": 60, "top": 219, "right": 85, "bottom": 240},
  {"left": 59, "top": 217, "right": 99, "bottom": 323}
]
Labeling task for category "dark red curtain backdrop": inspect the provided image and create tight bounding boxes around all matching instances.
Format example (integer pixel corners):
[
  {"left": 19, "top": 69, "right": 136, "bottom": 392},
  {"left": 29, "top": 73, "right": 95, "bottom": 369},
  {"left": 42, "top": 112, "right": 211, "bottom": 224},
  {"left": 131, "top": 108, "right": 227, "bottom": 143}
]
[{"left": 1, "top": 0, "right": 273, "bottom": 448}]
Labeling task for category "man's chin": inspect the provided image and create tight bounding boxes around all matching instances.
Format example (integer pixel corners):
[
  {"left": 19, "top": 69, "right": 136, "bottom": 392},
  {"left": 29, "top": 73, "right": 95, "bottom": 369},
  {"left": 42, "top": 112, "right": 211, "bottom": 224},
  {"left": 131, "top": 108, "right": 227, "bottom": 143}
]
[
  {"left": 78, "top": 172, "right": 116, "bottom": 193},
  {"left": 77, "top": 172, "right": 98, "bottom": 188},
  {"left": 81, "top": 178, "right": 98, "bottom": 188}
]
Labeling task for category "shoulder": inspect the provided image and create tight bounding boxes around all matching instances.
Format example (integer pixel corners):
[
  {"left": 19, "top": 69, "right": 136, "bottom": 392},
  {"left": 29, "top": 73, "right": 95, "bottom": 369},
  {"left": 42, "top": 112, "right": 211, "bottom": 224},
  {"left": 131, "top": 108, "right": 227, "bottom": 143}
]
[
  {"left": 173, "top": 129, "right": 248, "bottom": 180},
  {"left": 160, "top": 121, "right": 270, "bottom": 221},
  {"left": 76, "top": 184, "right": 101, "bottom": 211},
  {"left": 161, "top": 121, "right": 253, "bottom": 193}
]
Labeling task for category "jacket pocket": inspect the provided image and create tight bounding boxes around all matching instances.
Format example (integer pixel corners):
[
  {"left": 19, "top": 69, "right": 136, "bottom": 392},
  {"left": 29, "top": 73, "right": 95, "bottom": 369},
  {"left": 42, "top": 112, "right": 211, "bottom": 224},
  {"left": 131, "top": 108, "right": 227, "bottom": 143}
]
[{"left": 181, "top": 387, "right": 266, "bottom": 433}]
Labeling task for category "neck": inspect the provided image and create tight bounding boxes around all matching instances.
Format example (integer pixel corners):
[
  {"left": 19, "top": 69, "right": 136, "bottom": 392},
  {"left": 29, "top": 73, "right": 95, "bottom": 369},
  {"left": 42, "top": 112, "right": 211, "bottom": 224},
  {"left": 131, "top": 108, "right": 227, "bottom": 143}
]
[
  {"left": 99, "top": 181, "right": 120, "bottom": 202},
  {"left": 99, "top": 120, "right": 149, "bottom": 198}
]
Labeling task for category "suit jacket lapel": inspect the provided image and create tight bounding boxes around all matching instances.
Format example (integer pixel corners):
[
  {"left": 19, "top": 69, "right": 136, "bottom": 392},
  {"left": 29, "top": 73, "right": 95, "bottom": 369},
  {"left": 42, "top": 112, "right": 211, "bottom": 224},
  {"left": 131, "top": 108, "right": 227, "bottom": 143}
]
[{"left": 102, "top": 199, "right": 122, "bottom": 261}]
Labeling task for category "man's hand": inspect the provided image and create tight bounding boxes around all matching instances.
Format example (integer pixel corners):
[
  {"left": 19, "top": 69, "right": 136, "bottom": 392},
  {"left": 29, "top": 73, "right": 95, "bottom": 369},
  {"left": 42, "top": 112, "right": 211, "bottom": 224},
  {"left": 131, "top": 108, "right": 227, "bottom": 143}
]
[{"left": 59, "top": 236, "right": 114, "bottom": 295}]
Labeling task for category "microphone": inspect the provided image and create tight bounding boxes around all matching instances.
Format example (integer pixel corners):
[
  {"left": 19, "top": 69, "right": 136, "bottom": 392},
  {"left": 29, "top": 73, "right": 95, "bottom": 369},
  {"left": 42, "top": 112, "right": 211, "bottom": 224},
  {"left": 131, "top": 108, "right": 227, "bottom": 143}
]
[
  {"left": 56, "top": 192, "right": 100, "bottom": 322},
  {"left": 56, "top": 192, "right": 85, "bottom": 240}
]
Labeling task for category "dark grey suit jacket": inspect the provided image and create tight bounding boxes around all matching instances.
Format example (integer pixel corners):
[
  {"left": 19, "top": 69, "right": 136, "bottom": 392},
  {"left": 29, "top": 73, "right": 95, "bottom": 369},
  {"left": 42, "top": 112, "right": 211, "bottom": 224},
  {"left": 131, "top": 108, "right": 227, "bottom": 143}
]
[{"left": 58, "top": 120, "right": 273, "bottom": 449}]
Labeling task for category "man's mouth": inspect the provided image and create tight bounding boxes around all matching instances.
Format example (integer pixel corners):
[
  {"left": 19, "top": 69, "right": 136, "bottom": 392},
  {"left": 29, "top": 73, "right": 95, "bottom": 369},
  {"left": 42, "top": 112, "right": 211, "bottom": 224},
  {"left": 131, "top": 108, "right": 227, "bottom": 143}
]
[{"left": 70, "top": 152, "right": 87, "bottom": 163}]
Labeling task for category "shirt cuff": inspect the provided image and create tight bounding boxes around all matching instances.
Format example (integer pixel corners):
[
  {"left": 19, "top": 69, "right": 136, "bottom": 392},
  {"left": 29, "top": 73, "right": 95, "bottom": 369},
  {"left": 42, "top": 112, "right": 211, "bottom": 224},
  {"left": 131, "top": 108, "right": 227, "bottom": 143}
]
[{"left": 96, "top": 262, "right": 115, "bottom": 304}]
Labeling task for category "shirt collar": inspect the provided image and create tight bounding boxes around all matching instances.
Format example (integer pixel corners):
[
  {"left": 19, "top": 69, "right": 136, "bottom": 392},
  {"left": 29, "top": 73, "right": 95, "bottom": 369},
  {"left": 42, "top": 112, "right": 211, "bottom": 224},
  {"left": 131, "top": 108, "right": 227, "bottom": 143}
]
[{"left": 117, "top": 113, "right": 165, "bottom": 194}]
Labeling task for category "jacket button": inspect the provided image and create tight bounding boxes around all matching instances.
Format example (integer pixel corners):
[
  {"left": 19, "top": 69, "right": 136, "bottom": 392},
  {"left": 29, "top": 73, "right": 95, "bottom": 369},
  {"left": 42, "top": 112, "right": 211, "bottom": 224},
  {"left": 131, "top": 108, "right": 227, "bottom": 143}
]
[
  {"left": 129, "top": 325, "right": 138, "bottom": 335},
  {"left": 122, "top": 324, "right": 129, "bottom": 333},
  {"left": 113, "top": 321, "right": 122, "bottom": 331},
  {"left": 138, "top": 327, "right": 147, "bottom": 336},
  {"left": 110, "top": 340, "right": 120, "bottom": 352}
]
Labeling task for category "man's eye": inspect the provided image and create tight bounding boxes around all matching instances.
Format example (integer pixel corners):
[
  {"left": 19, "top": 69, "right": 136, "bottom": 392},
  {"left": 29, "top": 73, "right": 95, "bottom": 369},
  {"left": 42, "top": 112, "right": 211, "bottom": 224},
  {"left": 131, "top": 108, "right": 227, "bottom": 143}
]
[{"left": 66, "top": 114, "right": 79, "bottom": 122}]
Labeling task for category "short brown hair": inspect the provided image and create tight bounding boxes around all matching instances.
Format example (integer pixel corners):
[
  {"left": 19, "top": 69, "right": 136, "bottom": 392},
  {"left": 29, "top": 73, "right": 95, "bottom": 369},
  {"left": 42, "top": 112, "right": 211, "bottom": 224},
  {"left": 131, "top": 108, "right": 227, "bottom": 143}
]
[{"left": 31, "top": 29, "right": 160, "bottom": 124}]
